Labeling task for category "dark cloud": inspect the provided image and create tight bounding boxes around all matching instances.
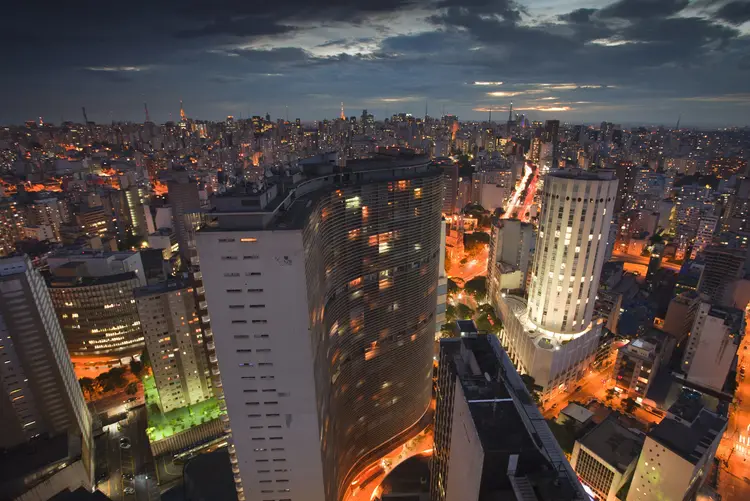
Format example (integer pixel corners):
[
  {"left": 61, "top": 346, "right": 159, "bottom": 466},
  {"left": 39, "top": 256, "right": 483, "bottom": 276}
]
[
  {"left": 1, "top": 0, "right": 749, "bottom": 126},
  {"left": 599, "top": 0, "right": 689, "bottom": 19},
  {"left": 714, "top": 0, "right": 750, "bottom": 24},
  {"left": 558, "top": 8, "right": 598, "bottom": 24}
]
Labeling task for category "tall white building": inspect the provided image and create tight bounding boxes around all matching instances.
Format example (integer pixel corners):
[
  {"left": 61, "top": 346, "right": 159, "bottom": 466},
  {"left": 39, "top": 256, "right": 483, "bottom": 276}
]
[
  {"left": 135, "top": 280, "right": 212, "bottom": 412},
  {"left": 0, "top": 256, "right": 94, "bottom": 491},
  {"left": 681, "top": 302, "right": 742, "bottom": 392},
  {"left": 487, "top": 218, "right": 535, "bottom": 302},
  {"left": 497, "top": 170, "right": 618, "bottom": 401},
  {"left": 197, "top": 154, "right": 443, "bottom": 501}
]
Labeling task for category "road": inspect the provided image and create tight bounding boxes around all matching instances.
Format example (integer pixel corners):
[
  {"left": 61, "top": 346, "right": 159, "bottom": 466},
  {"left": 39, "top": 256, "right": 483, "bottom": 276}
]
[
  {"left": 99, "top": 407, "right": 160, "bottom": 501},
  {"left": 542, "top": 343, "right": 663, "bottom": 427},
  {"left": 447, "top": 244, "right": 488, "bottom": 284},
  {"left": 344, "top": 427, "right": 433, "bottom": 501},
  {"left": 716, "top": 306, "right": 750, "bottom": 500}
]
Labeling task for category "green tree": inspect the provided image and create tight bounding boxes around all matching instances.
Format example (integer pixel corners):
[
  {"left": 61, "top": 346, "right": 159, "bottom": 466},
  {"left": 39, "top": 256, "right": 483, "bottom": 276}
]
[
  {"left": 464, "top": 276, "right": 487, "bottom": 301},
  {"left": 456, "top": 303, "right": 474, "bottom": 320},
  {"left": 140, "top": 348, "right": 151, "bottom": 371},
  {"left": 440, "top": 323, "right": 456, "bottom": 338},
  {"left": 447, "top": 278, "right": 460, "bottom": 295},
  {"left": 125, "top": 382, "right": 139, "bottom": 395},
  {"left": 547, "top": 419, "right": 577, "bottom": 455}
]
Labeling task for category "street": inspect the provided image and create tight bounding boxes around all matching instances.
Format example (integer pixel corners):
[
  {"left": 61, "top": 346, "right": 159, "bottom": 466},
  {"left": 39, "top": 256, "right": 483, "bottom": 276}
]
[
  {"left": 716, "top": 306, "right": 750, "bottom": 500},
  {"left": 611, "top": 250, "right": 681, "bottom": 272},
  {"left": 99, "top": 406, "right": 160, "bottom": 501}
]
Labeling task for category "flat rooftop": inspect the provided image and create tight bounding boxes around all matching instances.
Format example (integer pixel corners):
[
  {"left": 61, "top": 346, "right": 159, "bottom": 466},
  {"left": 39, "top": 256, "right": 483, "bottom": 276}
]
[
  {"left": 579, "top": 417, "right": 643, "bottom": 473},
  {"left": 650, "top": 408, "right": 726, "bottom": 465},
  {"left": 134, "top": 279, "right": 189, "bottom": 298},
  {"left": 48, "top": 271, "right": 138, "bottom": 288}
]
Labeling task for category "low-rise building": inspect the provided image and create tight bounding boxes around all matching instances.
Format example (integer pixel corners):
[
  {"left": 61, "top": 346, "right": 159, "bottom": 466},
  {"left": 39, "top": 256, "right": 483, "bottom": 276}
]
[{"left": 571, "top": 417, "right": 644, "bottom": 501}]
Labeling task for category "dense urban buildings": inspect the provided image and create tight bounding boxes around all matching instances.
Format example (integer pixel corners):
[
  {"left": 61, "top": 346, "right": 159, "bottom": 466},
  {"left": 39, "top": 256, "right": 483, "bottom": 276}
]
[{"left": 197, "top": 152, "right": 442, "bottom": 501}]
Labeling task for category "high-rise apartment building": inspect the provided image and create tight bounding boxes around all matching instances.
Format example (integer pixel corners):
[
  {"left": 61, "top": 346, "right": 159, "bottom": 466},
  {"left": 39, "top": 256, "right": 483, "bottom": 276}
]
[
  {"left": 614, "top": 338, "right": 661, "bottom": 400},
  {"left": 135, "top": 280, "right": 211, "bottom": 412},
  {"left": 25, "top": 196, "right": 67, "bottom": 242},
  {"left": 681, "top": 302, "right": 742, "bottom": 392},
  {"left": 698, "top": 247, "right": 746, "bottom": 304},
  {"left": 0, "top": 256, "right": 93, "bottom": 485},
  {"left": 167, "top": 171, "right": 204, "bottom": 265},
  {"left": 0, "top": 200, "right": 25, "bottom": 256},
  {"left": 197, "top": 153, "right": 442, "bottom": 501},
  {"left": 662, "top": 291, "right": 701, "bottom": 343},
  {"left": 431, "top": 330, "right": 587, "bottom": 501},
  {"left": 690, "top": 215, "right": 718, "bottom": 259},
  {"left": 497, "top": 170, "right": 617, "bottom": 401}
]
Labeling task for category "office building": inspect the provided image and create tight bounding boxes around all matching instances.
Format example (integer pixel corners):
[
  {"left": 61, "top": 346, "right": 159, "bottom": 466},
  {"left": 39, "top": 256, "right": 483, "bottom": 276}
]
[
  {"left": 497, "top": 170, "right": 617, "bottom": 401},
  {"left": 135, "top": 280, "right": 211, "bottom": 412},
  {"left": 47, "top": 261, "right": 145, "bottom": 359},
  {"left": 431, "top": 330, "right": 587, "bottom": 501},
  {"left": 681, "top": 302, "right": 742, "bottom": 392},
  {"left": 626, "top": 405, "right": 726, "bottom": 501},
  {"left": 487, "top": 218, "right": 534, "bottom": 302},
  {"left": 690, "top": 215, "right": 718, "bottom": 259},
  {"left": 436, "top": 220, "right": 448, "bottom": 334},
  {"left": 661, "top": 291, "right": 701, "bottom": 343},
  {"left": 697, "top": 247, "right": 746, "bottom": 304},
  {"left": 571, "top": 417, "right": 643, "bottom": 501},
  {"left": 0, "top": 256, "right": 94, "bottom": 496},
  {"left": 0, "top": 200, "right": 25, "bottom": 256},
  {"left": 197, "top": 153, "right": 442, "bottom": 501}
]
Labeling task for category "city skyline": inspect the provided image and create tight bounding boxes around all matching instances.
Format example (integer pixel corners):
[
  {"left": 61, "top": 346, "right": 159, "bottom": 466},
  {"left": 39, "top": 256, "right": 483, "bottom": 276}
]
[{"left": 3, "top": 0, "right": 750, "bottom": 127}]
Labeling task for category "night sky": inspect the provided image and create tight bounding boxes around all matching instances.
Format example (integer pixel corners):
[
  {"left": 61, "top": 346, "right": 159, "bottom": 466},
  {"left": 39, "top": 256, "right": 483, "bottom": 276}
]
[{"left": 3, "top": 0, "right": 750, "bottom": 127}]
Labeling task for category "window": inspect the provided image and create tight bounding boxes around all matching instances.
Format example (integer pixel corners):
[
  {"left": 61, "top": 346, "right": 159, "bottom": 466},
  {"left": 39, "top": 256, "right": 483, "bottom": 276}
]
[
  {"left": 248, "top": 289, "right": 264, "bottom": 293},
  {"left": 227, "top": 289, "right": 242, "bottom": 293},
  {"left": 253, "top": 320, "right": 268, "bottom": 324},
  {"left": 232, "top": 320, "right": 247, "bottom": 324},
  {"left": 234, "top": 335, "right": 249, "bottom": 339},
  {"left": 237, "top": 349, "right": 253, "bottom": 353},
  {"left": 257, "top": 348, "right": 271, "bottom": 353},
  {"left": 229, "top": 305, "right": 245, "bottom": 309},
  {"left": 241, "top": 237, "right": 258, "bottom": 243},
  {"left": 224, "top": 273, "right": 240, "bottom": 277},
  {"left": 249, "top": 305, "right": 266, "bottom": 309},
  {"left": 219, "top": 238, "right": 236, "bottom": 243},
  {"left": 221, "top": 256, "right": 238, "bottom": 260},
  {"left": 244, "top": 255, "right": 260, "bottom": 260}
]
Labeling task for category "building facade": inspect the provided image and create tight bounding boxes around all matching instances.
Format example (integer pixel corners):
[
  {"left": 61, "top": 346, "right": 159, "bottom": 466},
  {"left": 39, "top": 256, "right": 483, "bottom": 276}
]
[
  {"left": 0, "top": 256, "right": 93, "bottom": 484},
  {"left": 197, "top": 154, "right": 442, "bottom": 501},
  {"left": 497, "top": 169, "right": 618, "bottom": 401},
  {"left": 135, "top": 280, "right": 212, "bottom": 412}
]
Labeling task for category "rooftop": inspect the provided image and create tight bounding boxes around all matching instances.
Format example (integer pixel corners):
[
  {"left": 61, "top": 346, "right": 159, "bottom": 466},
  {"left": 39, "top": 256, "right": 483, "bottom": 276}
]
[
  {"left": 48, "top": 271, "right": 138, "bottom": 288},
  {"left": 0, "top": 433, "right": 70, "bottom": 486},
  {"left": 650, "top": 407, "right": 726, "bottom": 465},
  {"left": 134, "top": 279, "right": 189, "bottom": 298},
  {"left": 579, "top": 417, "right": 644, "bottom": 473}
]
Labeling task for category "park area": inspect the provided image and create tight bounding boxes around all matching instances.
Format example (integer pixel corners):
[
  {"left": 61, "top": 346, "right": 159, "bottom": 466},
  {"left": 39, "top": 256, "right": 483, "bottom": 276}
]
[{"left": 143, "top": 374, "right": 221, "bottom": 442}]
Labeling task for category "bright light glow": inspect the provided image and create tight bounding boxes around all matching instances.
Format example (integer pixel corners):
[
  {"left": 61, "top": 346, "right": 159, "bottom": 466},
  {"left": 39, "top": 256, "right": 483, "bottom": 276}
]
[{"left": 472, "top": 81, "right": 503, "bottom": 86}]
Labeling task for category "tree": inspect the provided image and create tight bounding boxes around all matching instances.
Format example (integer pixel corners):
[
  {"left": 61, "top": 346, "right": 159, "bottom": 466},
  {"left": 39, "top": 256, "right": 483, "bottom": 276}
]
[
  {"left": 547, "top": 419, "right": 577, "bottom": 454},
  {"left": 621, "top": 397, "right": 638, "bottom": 415},
  {"left": 446, "top": 304, "right": 457, "bottom": 322},
  {"left": 464, "top": 276, "right": 487, "bottom": 301},
  {"left": 440, "top": 323, "right": 456, "bottom": 338},
  {"left": 79, "top": 377, "right": 95, "bottom": 399},
  {"left": 447, "top": 278, "right": 460, "bottom": 295},
  {"left": 125, "top": 382, "right": 139, "bottom": 395},
  {"left": 130, "top": 359, "right": 143, "bottom": 378},
  {"left": 464, "top": 232, "right": 490, "bottom": 255},
  {"left": 456, "top": 303, "right": 474, "bottom": 320},
  {"left": 140, "top": 348, "right": 151, "bottom": 371},
  {"left": 605, "top": 388, "right": 617, "bottom": 403}
]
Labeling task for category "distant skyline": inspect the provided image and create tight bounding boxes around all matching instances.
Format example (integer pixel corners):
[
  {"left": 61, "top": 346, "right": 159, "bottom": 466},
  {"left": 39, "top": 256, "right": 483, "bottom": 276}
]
[{"left": 3, "top": 0, "right": 750, "bottom": 127}]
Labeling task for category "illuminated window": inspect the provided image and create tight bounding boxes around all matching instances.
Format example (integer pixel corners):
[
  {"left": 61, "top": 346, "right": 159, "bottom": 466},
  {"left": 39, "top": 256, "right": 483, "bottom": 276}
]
[{"left": 241, "top": 237, "right": 258, "bottom": 243}]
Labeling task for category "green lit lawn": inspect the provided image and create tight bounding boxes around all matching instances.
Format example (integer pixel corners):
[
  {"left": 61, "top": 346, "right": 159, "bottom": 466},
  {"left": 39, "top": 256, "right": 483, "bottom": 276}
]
[{"left": 144, "top": 375, "right": 221, "bottom": 442}]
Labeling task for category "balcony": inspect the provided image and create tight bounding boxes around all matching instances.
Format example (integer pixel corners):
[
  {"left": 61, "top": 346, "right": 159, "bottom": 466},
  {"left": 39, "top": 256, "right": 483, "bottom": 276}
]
[
  {"left": 212, "top": 367, "right": 221, "bottom": 376},
  {"left": 209, "top": 354, "right": 218, "bottom": 364},
  {"left": 196, "top": 286, "right": 205, "bottom": 296},
  {"left": 199, "top": 301, "right": 208, "bottom": 310},
  {"left": 202, "top": 315, "right": 210, "bottom": 324},
  {"left": 207, "top": 342, "right": 215, "bottom": 351},
  {"left": 193, "top": 271, "right": 202, "bottom": 280},
  {"left": 204, "top": 328, "right": 212, "bottom": 337}
]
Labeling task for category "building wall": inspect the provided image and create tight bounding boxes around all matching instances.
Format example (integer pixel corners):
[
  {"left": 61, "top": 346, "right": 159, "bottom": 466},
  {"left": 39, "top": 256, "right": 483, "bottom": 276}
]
[
  {"left": 444, "top": 382, "right": 483, "bottom": 501},
  {"left": 197, "top": 230, "right": 326, "bottom": 501},
  {"left": 682, "top": 303, "right": 739, "bottom": 391},
  {"left": 527, "top": 173, "right": 617, "bottom": 334},
  {"left": 0, "top": 256, "right": 93, "bottom": 487},
  {"left": 571, "top": 443, "right": 624, "bottom": 501},
  {"left": 136, "top": 285, "right": 211, "bottom": 412},
  {"left": 662, "top": 293, "right": 700, "bottom": 344}
]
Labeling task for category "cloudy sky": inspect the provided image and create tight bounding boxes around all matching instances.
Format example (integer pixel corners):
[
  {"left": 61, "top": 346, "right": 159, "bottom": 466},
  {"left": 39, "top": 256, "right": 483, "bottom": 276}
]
[{"left": 2, "top": 0, "right": 749, "bottom": 126}]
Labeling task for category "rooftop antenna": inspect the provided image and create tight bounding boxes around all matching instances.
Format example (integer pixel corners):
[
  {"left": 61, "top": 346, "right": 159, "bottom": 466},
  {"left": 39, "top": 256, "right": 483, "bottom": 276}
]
[
  {"left": 340, "top": 102, "right": 345, "bottom": 120},
  {"left": 675, "top": 114, "right": 681, "bottom": 130},
  {"left": 81, "top": 106, "right": 89, "bottom": 125},
  {"left": 286, "top": 105, "right": 289, "bottom": 122},
  {"left": 144, "top": 102, "right": 151, "bottom": 123},
  {"left": 425, "top": 100, "right": 428, "bottom": 120},
  {"left": 508, "top": 102, "right": 513, "bottom": 122},
  {"left": 488, "top": 108, "right": 492, "bottom": 124}
]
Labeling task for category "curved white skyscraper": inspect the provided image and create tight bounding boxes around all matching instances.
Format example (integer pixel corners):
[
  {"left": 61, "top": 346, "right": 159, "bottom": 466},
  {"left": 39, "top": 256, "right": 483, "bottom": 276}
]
[
  {"left": 496, "top": 169, "right": 618, "bottom": 403},
  {"left": 528, "top": 171, "right": 618, "bottom": 335}
]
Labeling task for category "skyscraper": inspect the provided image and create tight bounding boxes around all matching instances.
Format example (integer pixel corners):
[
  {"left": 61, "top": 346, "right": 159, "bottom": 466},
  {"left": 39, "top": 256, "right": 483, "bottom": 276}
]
[
  {"left": 497, "top": 169, "right": 618, "bottom": 402},
  {"left": 0, "top": 255, "right": 93, "bottom": 479},
  {"left": 697, "top": 246, "right": 746, "bottom": 304},
  {"left": 196, "top": 153, "right": 442, "bottom": 501},
  {"left": 135, "top": 280, "right": 212, "bottom": 412},
  {"left": 167, "top": 171, "right": 204, "bottom": 266},
  {"left": 431, "top": 328, "right": 587, "bottom": 501}
]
